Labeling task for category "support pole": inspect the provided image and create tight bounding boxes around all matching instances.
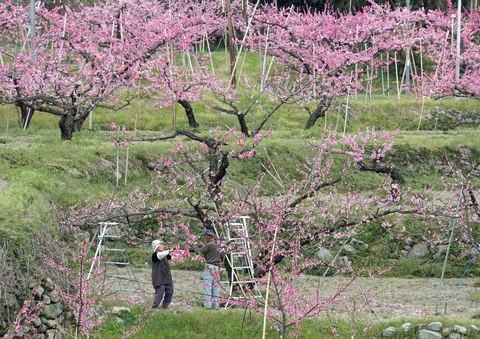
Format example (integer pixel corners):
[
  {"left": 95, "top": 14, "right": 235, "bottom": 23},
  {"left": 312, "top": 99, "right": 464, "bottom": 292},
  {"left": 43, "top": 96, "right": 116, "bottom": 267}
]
[
  {"left": 261, "top": 224, "right": 280, "bottom": 339},
  {"left": 441, "top": 186, "right": 464, "bottom": 280},
  {"left": 29, "top": 0, "right": 36, "bottom": 62},
  {"left": 455, "top": 0, "right": 462, "bottom": 81},
  {"left": 394, "top": 52, "right": 400, "bottom": 100},
  {"left": 404, "top": 0, "right": 411, "bottom": 94}
]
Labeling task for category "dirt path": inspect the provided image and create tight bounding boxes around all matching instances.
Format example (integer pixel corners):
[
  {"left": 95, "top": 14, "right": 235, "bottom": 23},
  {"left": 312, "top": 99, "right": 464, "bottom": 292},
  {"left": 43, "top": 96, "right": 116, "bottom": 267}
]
[{"left": 110, "top": 268, "right": 478, "bottom": 321}]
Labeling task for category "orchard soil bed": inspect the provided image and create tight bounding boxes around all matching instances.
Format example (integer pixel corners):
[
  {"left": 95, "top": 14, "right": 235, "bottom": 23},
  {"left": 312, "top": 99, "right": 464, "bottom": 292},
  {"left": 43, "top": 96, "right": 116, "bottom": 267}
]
[{"left": 109, "top": 268, "right": 478, "bottom": 320}]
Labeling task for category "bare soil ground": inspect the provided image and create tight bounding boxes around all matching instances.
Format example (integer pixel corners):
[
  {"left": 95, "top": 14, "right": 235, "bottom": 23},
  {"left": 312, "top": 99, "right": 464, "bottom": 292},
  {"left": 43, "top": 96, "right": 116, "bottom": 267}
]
[{"left": 108, "top": 268, "right": 478, "bottom": 321}]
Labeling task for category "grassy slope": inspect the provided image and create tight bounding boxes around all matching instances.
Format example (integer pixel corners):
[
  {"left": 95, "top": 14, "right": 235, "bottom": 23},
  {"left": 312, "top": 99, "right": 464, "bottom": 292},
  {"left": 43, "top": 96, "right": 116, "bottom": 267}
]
[{"left": 97, "top": 307, "right": 480, "bottom": 339}]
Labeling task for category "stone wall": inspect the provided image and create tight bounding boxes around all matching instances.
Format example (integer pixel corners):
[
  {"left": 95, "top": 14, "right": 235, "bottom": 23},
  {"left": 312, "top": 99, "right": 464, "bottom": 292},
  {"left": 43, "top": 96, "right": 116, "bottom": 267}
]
[{"left": 3, "top": 277, "right": 72, "bottom": 339}]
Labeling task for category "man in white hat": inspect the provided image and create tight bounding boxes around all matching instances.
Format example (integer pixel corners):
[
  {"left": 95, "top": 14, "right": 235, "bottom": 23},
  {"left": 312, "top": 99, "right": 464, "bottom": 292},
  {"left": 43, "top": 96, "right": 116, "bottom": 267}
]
[{"left": 151, "top": 239, "right": 173, "bottom": 309}]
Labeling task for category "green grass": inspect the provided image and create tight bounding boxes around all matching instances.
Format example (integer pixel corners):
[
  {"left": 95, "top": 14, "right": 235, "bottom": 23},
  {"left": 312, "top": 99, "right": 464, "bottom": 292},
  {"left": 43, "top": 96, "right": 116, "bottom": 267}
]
[{"left": 95, "top": 307, "right": 480, "bottom": 339}]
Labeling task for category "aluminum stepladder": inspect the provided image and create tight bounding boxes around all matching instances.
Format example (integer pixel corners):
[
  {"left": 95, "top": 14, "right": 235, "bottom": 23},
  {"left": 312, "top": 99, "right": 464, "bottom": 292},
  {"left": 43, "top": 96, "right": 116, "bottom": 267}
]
[
  {"left": 218, "top": 216, "right": 263, "bottom": 308},
  {"left": 87, "top": 222, "right": 146, "bottom": 301}
]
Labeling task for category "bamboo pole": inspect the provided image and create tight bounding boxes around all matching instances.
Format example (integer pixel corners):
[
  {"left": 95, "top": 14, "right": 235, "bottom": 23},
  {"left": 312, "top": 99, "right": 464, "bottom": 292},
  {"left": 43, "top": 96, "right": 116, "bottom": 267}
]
[
  {"left": 116, "top": 147, "right": 120, "bottom": 188},
  {"left": 260, "top": 27, "right": 270, "bottom": 91},
  {"left": 381, "top": 54, "right": 385, "bottom": 95},
  {"left": 261, "top": 223, "right": 280, "bottom": 339},
  {"left": 386, "top": 52, "right": 390, "bottom": 99},
  {"left": 394, "top": 52, "right": 400, "bottom": 100},
  {"left": 229, "top": 0, "right": 262, "bottom": 88},
  {"left": 399, "top": 51, "right": 408, "bottom": 96},
  {"left": 417, "top": 96, "right": 426, "bottom": 131},
  {"left": 205, "top": 31, "right": 215, "bottom": 75},
  {"left": 354, "top": 25, "right": 359, "bottom": 99},
  {"left": 124, "top": 145, "right": 129, "bottom": 186},
  {"left": 344, "top": 72, "right": 353, "bottom": 134},
  {"left": 237, "top": 49, "right": 248, "bottom": 86}
]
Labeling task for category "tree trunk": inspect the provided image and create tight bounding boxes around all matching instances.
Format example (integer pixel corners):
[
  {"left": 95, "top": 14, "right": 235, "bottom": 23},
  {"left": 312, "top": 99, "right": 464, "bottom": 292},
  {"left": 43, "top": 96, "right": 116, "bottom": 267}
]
[
  {"left": 59, "top": 114, "right": 75, "bottom": 140},
  {"left": 237, "top": 114, "right": 249, "bottom": 136},
  {"left": 304, "top": 103, "right": 328, "bottom": 129},
  {"left": 177, "top": 100, "right": 199, "bottom": 128},
  {"left": 73, "top": 113, "right": 89, "bottom": 132},
  {"left": 304, "top": 98, "right": 332, "bottom": 130},
  {"left": 17, "top": 102, "right": 34, "bottom": 129}
]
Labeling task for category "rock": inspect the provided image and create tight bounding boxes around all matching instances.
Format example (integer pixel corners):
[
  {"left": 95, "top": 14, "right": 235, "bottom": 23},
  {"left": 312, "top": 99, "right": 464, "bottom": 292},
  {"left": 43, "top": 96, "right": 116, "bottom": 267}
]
[
  {"left": 350, "top": 238, "right": 368, "bottom": 251},
  {"left": 417, "top": 329, "right": 442, "bottom": 339},
  {"left": 400, "top": 250, "right": 409, "bottom": 257},
  {"left": 316, "top": 247, "right": 333, "bottom": 263},
  {"left": 67, "top": 168, "right": 82, "bottom": 177},
  {"left": 467, "top": 324, "right": 480, "bottom": 335},
  {"left": 338, "top": 256, "right": 353, "bottom": 271},
  {"left": 38, "top": 324, "right": 48, "bottom": 333},
  {"left": 99, "top": 158, "right": 115, "bottom": 171},
  {"left": 42, "top": 294, "right": 51, "bottom": 304},
  {"left": 42, "top": 303, "right": 63, "bottom": 319},
  {"left": 342, "top": 244, "right": 357, "bottom": 254},
  {"left": 442, "top": 327, "right": 453, "bottom": 336},
  {"left": 65, "top": 312, "right": 73, "bottom": 321},
  {"left": 382, "top": 327, "right": 396, "bottom": 337},
  {"left": 5, "top": 292, "right": 19, "bottom": 308},
  {"left": 447, "top": 333, "right": 461, "bottom": 339},
  {"left": 115, "top": 317, "right": 125, "bottom": 326},
  {"left": 400, "top": 322, "right": 411, "bottom": 333},
  {"left": 452, "top": 325, "right": 467, "bottom": 334},
  {"left": 111, "top": 306, "right": 131, "bottom": 315},
  {"left": 33, "top": 318, "right": 42, "bottom": 327},
  {"left": 41, "top": 318, "right": 57, "bottom": 328},
  {"left": 0, "top": 179, "right": 8, "bottom": 191},
  {"left": 33, "top": 285, "right": 45, "bottom": 299},
  {"left": 426, "top": 321, "right": 442, "bottom": 332},
  {"left": 44, "top": 278, "right": 54, "bottom": 291},
  {"left": 48, "top": 292, "right": 61, "bottom": 304},
  {"left": 46, "top": 329, "right": 58, "bottom": 339},
  {"left": 408, "top": 242, "right": 429, "bottom": 259}
]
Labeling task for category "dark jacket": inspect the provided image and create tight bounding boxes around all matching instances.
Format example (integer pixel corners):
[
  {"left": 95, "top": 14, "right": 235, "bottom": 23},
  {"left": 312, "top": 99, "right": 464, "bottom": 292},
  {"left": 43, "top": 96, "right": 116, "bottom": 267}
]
[{"left": 151, "top": 252, "right": 172, "bottom": 287}]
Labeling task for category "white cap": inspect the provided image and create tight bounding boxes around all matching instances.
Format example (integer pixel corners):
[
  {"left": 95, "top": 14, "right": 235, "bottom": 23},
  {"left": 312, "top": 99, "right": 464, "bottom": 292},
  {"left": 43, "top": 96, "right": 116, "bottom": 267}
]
[{"left": 151, "top": 239, "right": 162, "bottom": 252}]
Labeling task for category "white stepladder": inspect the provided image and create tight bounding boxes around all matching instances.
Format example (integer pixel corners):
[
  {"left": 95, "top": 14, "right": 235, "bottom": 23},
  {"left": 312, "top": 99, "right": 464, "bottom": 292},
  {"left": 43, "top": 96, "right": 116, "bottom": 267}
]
[
  {"left": 218, "top": 216, "right": 263, "bottom": 308},
  {"left": 87, "top": 222, "right": 146, "bottom": 301}
]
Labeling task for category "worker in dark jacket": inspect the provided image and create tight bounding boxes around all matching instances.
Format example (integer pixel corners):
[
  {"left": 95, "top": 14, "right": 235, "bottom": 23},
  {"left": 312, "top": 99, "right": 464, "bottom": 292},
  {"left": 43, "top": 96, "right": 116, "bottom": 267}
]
[
  {"left": 151, "top": 239, "right": 173, "bottom": 309},
  {"left": 193, "top": 229, "right": 221, "bottom": 309}
]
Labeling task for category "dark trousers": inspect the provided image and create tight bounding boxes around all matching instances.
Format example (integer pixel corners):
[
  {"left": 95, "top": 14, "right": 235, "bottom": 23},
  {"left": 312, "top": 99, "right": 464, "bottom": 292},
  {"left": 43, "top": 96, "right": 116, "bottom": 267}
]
[{"left": 152, "top": 284, "right": 173, "bottom": 308}]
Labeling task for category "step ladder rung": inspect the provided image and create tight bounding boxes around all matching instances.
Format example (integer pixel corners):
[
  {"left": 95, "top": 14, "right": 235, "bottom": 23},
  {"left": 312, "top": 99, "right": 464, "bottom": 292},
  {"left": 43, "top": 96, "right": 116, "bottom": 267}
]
[
  {"left": 105, "top": 261, "right": 130, "bottom": 265},
  {"left": 107, "top": 274, "right": 136, "bottom": 280},
  {"left": 229, "top": 280, "right": 257, "bottom": 284},
  {"left": 102, "top": 235, "right": 122, "bottom": 239},
  {"left": 231, "top": 266, "right": 251, "bottom": 269},
  {"left": 112, "top": 288, "right": 144, "bottom": 293},
  {"left": 105, "top": 248, "right": 126, "bottom": 252}
]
